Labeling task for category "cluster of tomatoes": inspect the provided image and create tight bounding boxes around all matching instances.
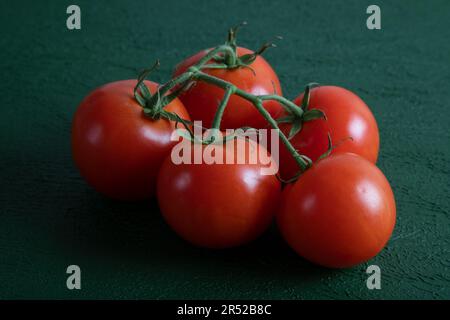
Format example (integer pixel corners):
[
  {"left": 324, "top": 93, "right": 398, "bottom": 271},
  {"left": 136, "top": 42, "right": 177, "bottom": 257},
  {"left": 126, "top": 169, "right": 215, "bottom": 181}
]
[{"left": 72, "top": 29, "right": 396, "bottom": 268}]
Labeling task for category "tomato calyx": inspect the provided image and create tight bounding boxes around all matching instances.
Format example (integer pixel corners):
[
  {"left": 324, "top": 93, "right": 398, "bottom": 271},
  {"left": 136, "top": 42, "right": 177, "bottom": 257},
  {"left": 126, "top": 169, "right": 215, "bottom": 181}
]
[
  {"left": 133, "top": 60, "right": 193, "bottom": 132},
  {"left": 131, "top": 26, "right": 322, "bottom": 176},
  {"left": 228, "top": 38, "right": 282, "bottom": 70},
  {"left": 136, "top": 61, "right": 312, "bottom": 173},
  {"left": 203, "top": 22, "right": 282, "bottom": 71},
  {"left": 274, "top": 83, "right": 343, "bottom": 184},
  {"left": 277, "top": 132, "right": 334, "bottom": 185},
  {"left": 276, "top": 83, "right": 327, "bottom": 140}
]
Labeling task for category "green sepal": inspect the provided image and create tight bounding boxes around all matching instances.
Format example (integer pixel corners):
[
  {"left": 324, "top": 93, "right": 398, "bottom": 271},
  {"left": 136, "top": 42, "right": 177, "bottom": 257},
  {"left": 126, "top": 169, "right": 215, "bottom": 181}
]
[
  {"left": 300, "top": 82, "right": 320, "bottom": 111},
  {"left": 160, "top": 79, "right": 192, "bottom": 107},
  {"left": 276, "top": 154, "right": 313, "bottom": 184},
  {"left": 134, "top": 60, "right": 160, "bottom": 107},
  {"left": 168, "top": 112, "right": 194, "bottom": 137},
  {"left": 317, "top": 133, "right": 333, "bottom": 161},
  {"left": 277, "top": 171, "right": 302, "bottom": 184},
  {"left": 138, "top": 82, "right": 152, "bottom": 100},
  {"left": 239, "top": 54, "right": 257, "bottom": 65},
  {"left": 226, "top": 21, "right": 248, "bottom": 49},
  {"left": 170, "top": 116, "right": 202, "bottom": 144},
  {"left": 134, "top": 92, "right": 147, "bottom": 107},
  {"left": 237, "top": 40, "right": 279, "bottom": 67},
  {"left": 288, "top": 120, "right": 302, "bottom": 140},
  {"left": 136, "top": 60, "right": 160, "bottom": 84},
  {"left": 276, "top": 115, "right": 296, "bottom": 124},
  {"left": 300, "top": 154, "right": 313, "bottom": 167},
  {"left": 255, "top": 41, "right": 278, "bottom": 56},
  {"left": 302, "top": 109, "right": 327, "bottom": 122}
]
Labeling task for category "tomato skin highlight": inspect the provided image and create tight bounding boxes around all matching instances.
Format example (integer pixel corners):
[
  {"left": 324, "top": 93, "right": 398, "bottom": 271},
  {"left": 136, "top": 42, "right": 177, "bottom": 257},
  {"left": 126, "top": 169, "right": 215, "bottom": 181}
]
[
  {"left": 157, "top": 140, "right": 281, "bottom": 248},
  {"left": 278, "top": 86, "right": 379, "bottom": 180},
  {"left": 295, "top": 86, "right": 379, "bottom": 162},
  {"left": 173, "top": 47, "right": 283, "bottom": 130},
  {"left": 277, "top": 153, "right": 396, "bottom": 268},
  {"left": 71, "top": 80, "right": 190, "bottom": 201}
]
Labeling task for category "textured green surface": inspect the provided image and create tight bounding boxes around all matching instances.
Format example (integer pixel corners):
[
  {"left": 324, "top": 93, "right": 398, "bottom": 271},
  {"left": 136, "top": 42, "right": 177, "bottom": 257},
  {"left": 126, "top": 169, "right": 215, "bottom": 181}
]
[{"left": 1, "top": 0, "right": 449, "bottom": 299}]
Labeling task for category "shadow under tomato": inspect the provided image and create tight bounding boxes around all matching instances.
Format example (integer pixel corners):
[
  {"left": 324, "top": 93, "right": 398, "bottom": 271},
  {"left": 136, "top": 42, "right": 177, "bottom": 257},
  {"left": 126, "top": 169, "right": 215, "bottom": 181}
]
[{"left": 54, "top": 187, "right": 339, "bottom": 287}]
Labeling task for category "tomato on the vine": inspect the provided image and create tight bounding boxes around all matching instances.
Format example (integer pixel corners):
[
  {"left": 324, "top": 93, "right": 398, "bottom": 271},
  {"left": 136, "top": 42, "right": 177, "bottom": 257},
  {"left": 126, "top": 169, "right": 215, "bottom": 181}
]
[
  {"left": 157, "top": 138, "right": 281, "bottom": 248},
  {"left": 277, "top": 153, "right": 396, "bottom": 268},
  {"left": 72, "top": 80, "right": 190, "bottom": 201},
  {"left": 173, "top": 47, "right": 283, "bottom": 130},
  {"left": 278, "top": 86, "right": 379, "bottom": 180},
  {"left": 278, "top": 117, "right": 330, "bottom": 180}
]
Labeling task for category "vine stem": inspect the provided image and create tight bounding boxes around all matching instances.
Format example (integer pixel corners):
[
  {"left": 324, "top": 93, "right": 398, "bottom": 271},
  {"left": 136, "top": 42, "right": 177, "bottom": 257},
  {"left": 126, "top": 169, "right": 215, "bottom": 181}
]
[
  {"left": 155, "top": 45, "right": 236, "bottom": 99},
  {"left": 211, "top": 86, "right": 235, "bottom": 130},
  {"left": 259, "top": 95, "right": 303, "bottom": 118},
  {"left": 196, "top": 45, "right": 237, "bottom": 68},
  {"left": 191, "top": 70, "right": 310, "bottom": 171},
  {"left": 141, "top": 43, "right": 311, "bottom": 173},
  {"left": 253, "top": 101, "right": 310, "bottom": 171},
  {"left": 156, "top": 71, "right": 193, "bottom": 100}
]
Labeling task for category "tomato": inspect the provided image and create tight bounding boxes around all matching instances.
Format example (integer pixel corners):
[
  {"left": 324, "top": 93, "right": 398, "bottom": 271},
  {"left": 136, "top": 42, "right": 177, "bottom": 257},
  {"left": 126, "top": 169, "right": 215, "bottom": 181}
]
[
  {"left": 278, "top": 118, "right": 330, "bottom": 180},
  {"left": 277, "top": 153, "right": 396, "bottom": 268},
  {"left": 157, "top": 138, "right": 281, "bottom": 248},
  {"left": 72, "top": 80, "right": 190, "bottom": 201},
  {"left": 278, "top": 86, "right": 379, "bottom": 180},
  {"left": 173, "top": 47, "right": 283, "bottom": 130}
]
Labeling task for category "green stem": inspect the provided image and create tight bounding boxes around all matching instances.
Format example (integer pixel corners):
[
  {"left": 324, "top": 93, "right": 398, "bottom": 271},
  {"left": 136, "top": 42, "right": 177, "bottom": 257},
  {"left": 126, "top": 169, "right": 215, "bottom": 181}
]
[
  {"left": 211, "top": 86, "right": 235, "bottom": 130},
  {"left": 138, "top": 42, "right": 311, "bottom": 174},
  {"left": 193, "top": 71, "right": 310, "bottom": 171},
  {"left": 151, "top": 45, "right": 236, "bottom": 104},
  {"left": 192, "top": 71, "right": 302, "bottom": 117},
  {"left": 195, "top": 45, "right": 236, "bottom": 68},
  {"left": 259, "top": 95, "right": 303, "bottom": 118},
  {"left": 157, "top": 71, "right": 194, "bottom": 99},
  {"left": 253, "top": 101, "right": 309, "bottom": 171}
]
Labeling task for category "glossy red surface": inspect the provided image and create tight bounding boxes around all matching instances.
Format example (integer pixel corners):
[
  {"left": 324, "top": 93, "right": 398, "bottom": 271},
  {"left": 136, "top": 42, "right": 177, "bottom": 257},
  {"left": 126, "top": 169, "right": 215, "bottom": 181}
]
[
  {"left": 157, "top": 140, "right": 281, "bottom": 248},
  {"left": 277, "top": 153, "right": 396, "bottom": 268},
  {"left": 293, "top": 86, "right": 380, "bottom": 163},
  {"left": 72, "top": 80, "right": 190, "bottom": 200},
  {"left": 174, "top": 47, "right": 283, "bottom": 129}
]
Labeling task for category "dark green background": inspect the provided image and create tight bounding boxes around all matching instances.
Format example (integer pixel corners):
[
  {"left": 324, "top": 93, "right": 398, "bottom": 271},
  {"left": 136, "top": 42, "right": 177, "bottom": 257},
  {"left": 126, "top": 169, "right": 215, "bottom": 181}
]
[{"left": 1, "top": 0, "right": 449, "bottom": 299}]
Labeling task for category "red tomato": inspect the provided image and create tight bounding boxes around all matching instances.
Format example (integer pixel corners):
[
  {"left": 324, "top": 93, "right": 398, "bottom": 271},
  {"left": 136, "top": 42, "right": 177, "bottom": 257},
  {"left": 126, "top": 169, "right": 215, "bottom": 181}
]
[
  {"left": 173, "top": 47, "right": 283, "bottom": 129},
  {"left": 278, "top": 118, "right": 330, "bottom": 180},
  {"left": 278, "top": 86, "right": 379, "bottom": 180},
  {"left": 277, "top": 153, "right": 396, "bottom": 268},
  {"left": 72, "top": 80, "right": 190, "bottom": 201},
  {"left": 157, "top": 139, "right": 281, "bottom": 248}
]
